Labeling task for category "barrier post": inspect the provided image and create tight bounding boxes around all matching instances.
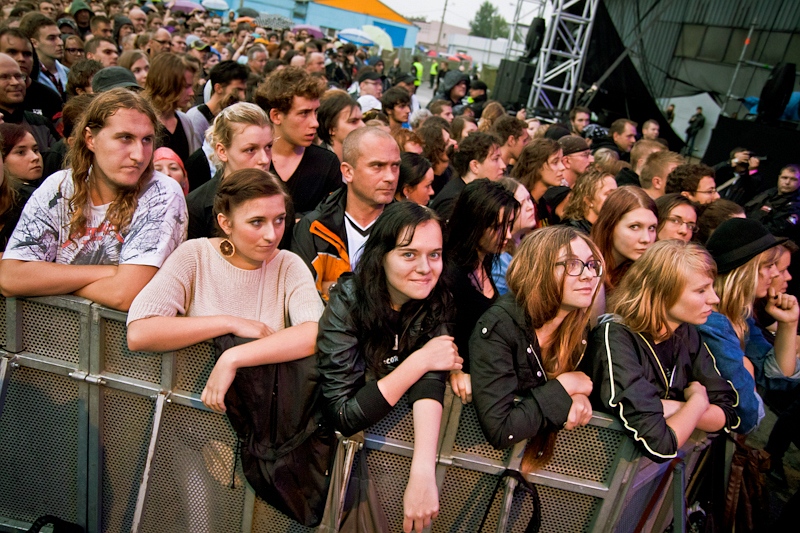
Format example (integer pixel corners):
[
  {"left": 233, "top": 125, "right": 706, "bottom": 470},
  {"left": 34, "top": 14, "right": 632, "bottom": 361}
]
[{"left": 672, "top": 460, "right": 686, "bottom": 533}]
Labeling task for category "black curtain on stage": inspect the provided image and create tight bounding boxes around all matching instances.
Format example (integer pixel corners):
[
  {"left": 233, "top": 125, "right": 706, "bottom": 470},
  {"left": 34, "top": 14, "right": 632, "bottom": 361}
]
[{"left": 581, "top": 1, "right": 685, "bottom": 152}]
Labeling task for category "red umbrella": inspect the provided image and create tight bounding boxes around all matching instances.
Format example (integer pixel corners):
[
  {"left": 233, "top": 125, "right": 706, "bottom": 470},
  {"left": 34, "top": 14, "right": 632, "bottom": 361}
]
[{"left": 426, "top": 50, "right": 438, "bottom": 57}]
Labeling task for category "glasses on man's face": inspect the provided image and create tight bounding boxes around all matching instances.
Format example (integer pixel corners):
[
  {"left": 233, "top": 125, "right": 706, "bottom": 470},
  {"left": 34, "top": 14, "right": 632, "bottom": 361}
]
[
  {"left": 154, "top": 39, "right": 172, "bottom": 46},
  {"left": 65, "top": 47, "right": 84, "bottom": 54},
  {"left": 695, "top": 187, "right": 717, "bottom": 195},
  {"left": 0, "top": 73, "right": 26, "bottom": 83},
  {"left": 555, "top": 258, "right": 603, "bottom": 277},
  {"left": 665, "top": 216, "right": 696, "bottom": 232}
]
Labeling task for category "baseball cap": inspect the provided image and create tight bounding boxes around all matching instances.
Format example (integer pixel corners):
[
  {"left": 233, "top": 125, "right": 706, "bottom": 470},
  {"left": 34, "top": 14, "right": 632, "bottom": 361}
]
[
  {"left": 357, "top": 70, "right": 382, "bottom": 83},
  {"left": 92, "top": 67, "right": 141, "bottom": 93},
  {"left": 559, "top": 135, "right": 591, "bottom": 156}
]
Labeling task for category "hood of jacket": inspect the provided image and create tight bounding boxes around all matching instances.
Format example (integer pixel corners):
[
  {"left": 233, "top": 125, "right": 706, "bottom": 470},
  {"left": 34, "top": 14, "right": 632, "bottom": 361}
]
[
  {"left": 69, "top": 0, "right": 92, "bottom": 15},
  {"left": 435, "top": 70, "right": 470, "bottom": 101}
]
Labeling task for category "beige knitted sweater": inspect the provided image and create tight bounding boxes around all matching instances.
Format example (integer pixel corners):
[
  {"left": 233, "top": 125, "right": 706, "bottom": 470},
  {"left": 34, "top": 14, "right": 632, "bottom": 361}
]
[{"left": 127, "top": 238, "right": 324, "bottom": 330}]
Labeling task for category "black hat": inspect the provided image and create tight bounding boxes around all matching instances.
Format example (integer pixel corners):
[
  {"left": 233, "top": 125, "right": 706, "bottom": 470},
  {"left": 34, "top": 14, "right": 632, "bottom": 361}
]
[
  {"left": 57, "top": 18, "right": 78, "bottom": 32},
  {"left": 218, "top": 26, "right": 234, "bottom": 35},
  {"left": 543, "top": 186, "right": 572, "bottom": 208},
  {"left": 706, "top": 218, "right": 786, "bottom": 274},
  {"left": 395, "top": 74, "right": 416, "bottom": 85},
  {"left": 92, "top": 67, "right": 141, "bottom": 93},
  {"left": 471, "top": 80, "right": 488, "bottom": 92},
  {"left": 559, "top": 135, "right": 590, "bottom": 156},
  {"left": 544, "top": 123, "right": 570, "bottom": 141},
  {"left": 357, "top": 70, "right": 381, "bottom": 83}
]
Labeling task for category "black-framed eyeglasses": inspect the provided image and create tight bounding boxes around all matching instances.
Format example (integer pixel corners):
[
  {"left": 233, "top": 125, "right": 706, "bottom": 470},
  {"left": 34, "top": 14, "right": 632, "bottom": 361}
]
[
  {"left": 154, "top": 39, "right": 172, "bottom": 46},
  {"left": 665, "top": 216, "right": 696, "bottom": 232},
  {"left": 555, "top": 258, "right": 603, "bottom": 277}
]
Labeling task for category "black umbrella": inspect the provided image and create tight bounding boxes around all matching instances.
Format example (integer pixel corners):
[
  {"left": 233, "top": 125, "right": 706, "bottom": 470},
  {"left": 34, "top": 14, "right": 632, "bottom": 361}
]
[{"left": 238, "top": 7, "right": 259, "bottom": 17}]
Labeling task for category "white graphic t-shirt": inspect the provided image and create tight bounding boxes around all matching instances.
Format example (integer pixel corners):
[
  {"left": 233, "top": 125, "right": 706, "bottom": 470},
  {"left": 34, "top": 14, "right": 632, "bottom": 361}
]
[{"left": 4, "top": 169, "right": 188, "bottom": 267}]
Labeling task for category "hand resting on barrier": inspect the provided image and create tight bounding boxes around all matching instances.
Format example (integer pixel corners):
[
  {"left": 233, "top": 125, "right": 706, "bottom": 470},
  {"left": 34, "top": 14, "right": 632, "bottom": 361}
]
[
  {"left": 470, "top": 228, "right": 604, "bottom": 452},
  {"left": 586, "top": 241, "right": 739, "bottom": 462}
]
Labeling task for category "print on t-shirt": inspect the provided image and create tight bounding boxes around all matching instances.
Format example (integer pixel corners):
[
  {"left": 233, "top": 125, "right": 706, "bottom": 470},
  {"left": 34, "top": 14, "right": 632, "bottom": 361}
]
[{"left": 5, "top": 169, "right": 188, "bottom": 267}]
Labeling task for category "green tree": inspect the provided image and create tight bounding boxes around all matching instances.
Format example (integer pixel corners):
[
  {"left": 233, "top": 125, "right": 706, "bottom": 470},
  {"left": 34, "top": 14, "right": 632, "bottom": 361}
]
[{"left": 469, "top": 1, "right": 509, "bottom": 39}]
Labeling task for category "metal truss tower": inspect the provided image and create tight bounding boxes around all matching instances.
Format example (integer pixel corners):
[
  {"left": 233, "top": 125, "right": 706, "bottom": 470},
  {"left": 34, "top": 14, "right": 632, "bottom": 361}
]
[
  {"left": 526, "top": 0, "right": 599, "bottom": 115},
  {"left": 505, "top": 0, "right": 546, "bottom": 60}
]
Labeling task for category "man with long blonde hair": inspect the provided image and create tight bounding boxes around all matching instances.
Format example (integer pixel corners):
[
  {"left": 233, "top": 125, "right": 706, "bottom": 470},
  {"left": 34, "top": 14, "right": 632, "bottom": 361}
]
[{"left": 0, "top": 88, "right": 187, "bottom": 311}]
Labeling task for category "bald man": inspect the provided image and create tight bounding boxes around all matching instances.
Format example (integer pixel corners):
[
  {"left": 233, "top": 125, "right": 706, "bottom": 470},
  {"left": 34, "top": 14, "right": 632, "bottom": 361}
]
[
  {"left": 291, "top": 127, "right": 399, "bottom": 298},
  {"left": 128, "top": 8, "right": 147, "bottom": 33}
]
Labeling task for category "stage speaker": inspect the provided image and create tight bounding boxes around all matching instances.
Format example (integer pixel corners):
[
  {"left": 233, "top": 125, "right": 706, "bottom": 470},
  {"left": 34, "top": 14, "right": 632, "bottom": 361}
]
[
  {"left": 522, "top": 17, "right": 546, "bottom": 63},
  {"left": 493, "top": 59, "right": 537, "bottom": 109},
  {"left": 758, "top": 62, "right": 796, "bottom": 123}
]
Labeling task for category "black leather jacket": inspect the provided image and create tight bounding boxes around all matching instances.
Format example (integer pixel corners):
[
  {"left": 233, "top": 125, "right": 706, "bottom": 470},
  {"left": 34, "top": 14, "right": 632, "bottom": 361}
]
[
  {"left": 316, "top": 275, "right": 452, "bottom": 436},
  {"left": 470, "top": 293, "right": 573, "bottom": 450}
]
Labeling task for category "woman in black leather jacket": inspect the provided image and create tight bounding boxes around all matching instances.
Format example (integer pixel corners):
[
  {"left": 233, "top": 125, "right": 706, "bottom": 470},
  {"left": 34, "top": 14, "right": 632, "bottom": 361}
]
[
  {"left": 470, "top": 226, "right": 603, "bottom": 472},
  {"left": 317, "top": 202, "right": 462, "bottom": 533}
]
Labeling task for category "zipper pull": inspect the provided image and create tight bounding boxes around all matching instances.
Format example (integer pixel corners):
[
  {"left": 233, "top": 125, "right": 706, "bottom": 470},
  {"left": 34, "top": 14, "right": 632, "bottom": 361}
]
[{"left": 393, "top": 334, "right": 399, "bottom": 351}]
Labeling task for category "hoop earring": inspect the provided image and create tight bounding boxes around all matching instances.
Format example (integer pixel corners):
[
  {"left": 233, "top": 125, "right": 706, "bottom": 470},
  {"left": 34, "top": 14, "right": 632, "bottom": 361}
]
[{"left": 219, "top": 238, "right": 235, "bottom": 257}]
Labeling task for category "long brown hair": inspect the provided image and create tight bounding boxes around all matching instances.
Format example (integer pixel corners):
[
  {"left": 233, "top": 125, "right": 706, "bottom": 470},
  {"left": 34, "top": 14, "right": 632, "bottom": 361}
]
[
  {"left": 591, "top": 186, "right": 657, "bottom": 291},
  {"left": 144, "top": 52, "right": 194, "bottom": 115},
  {"left": 511, "top": 138, "right": 560, "bottom": 195},
  {"left": 65, "top": 88, "right": 158, "bottom": 242},
  {"left": 507, "top": 226, "right": 604, "bottom": 377},
  {"left": 506, "top": 226, "right": 604, "bottom": 472},
  {"left": 562, "top": 166, "right": 613, "bottom": 221}
]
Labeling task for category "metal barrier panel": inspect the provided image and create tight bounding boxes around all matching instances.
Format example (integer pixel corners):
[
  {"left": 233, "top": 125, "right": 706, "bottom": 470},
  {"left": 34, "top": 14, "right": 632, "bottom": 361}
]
[
  {"left": 0, "top": 295, "right": 6, "bottom": 348},
  {"left": 98, "top": 310, "right": 162, "bottom": 385},
  {"left": 98, "top": 387, "right": 155, "bottom": 533},
  {"left": 0, "top": 296, "right": 652, "bottom": 533},
  {"left": 614, "top": 431, "right": 711, "bottom": 533},
  {"left": 20, "top": 299, "right": 83, "bottom": 364},
  {"left": 174, "top": 341, "right": 217, "bottom": 397},
  {"left": 137, "top": 402, "right": 246, "bottom": 533},
  {"left": 0, "top": 365, "right": 83, "bottom": 528},
  {"left": 435, "top": 466, "right": 504, "bottom": 532}
]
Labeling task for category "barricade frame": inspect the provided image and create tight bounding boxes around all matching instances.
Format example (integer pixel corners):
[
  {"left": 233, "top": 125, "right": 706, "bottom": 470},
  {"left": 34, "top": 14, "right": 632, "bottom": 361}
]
[{"left": 0, "top": 294, "right": 690, "bottom": 533}]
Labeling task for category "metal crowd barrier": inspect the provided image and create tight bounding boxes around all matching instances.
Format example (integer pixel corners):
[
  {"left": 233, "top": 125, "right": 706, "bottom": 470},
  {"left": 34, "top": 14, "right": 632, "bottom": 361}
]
[{"left": 0, "top": 295, "right": 707, "bottom": 533}]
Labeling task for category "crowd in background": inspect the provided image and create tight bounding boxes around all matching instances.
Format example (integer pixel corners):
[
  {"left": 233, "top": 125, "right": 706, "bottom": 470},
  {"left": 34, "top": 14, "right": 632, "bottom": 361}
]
[{"left": 0, "top": 1, "right": 797, "bottom": 531}]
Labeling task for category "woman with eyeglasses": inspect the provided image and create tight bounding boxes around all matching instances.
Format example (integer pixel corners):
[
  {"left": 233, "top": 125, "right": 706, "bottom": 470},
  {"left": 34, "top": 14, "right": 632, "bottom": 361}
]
[
  {"left": 586, "top": 240, "right": 739, "bottom": 461},
  {"left": 471, "top": 226, "right": 603, "bottom": 470},
  {"left": 61, "top": 35, "right": 85, "bottom": 69},
  {"left": 655, "top": 193, "right": 697, "bottom": 243}
]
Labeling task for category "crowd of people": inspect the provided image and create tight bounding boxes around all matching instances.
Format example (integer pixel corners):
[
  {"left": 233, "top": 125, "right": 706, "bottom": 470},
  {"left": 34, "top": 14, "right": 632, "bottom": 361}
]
[{"left": 0, "top": 1, "right": 797, "bottom": 531}]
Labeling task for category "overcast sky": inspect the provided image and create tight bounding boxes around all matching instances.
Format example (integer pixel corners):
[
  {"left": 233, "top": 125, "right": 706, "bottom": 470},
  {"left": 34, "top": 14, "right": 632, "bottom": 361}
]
[{"left": 382, "top": 0, "right": 533, "bottom": 30}]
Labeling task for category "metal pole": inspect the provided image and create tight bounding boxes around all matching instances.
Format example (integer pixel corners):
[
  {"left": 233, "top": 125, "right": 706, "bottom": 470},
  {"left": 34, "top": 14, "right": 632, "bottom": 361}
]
[
  {"left": 436, "top": 0, "right": 450, "bottom": 52},
  {"left": 722, "top": 16, "right": 757, "bottom": 116}
]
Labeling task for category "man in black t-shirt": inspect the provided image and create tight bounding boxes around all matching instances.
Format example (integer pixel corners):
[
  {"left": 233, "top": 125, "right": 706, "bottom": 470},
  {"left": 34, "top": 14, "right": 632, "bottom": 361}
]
[
  {"left": 186, "top": 61, "right": 248, "bottom": 149},
  {"left": 254, "top": 67, "right": 342, "bottom": 247}
]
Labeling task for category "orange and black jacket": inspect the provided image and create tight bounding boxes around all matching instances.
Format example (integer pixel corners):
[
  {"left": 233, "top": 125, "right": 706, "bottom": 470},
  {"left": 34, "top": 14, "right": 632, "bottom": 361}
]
[{"left": 291, "top": 186, "right": 351, "bottom": 297}]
